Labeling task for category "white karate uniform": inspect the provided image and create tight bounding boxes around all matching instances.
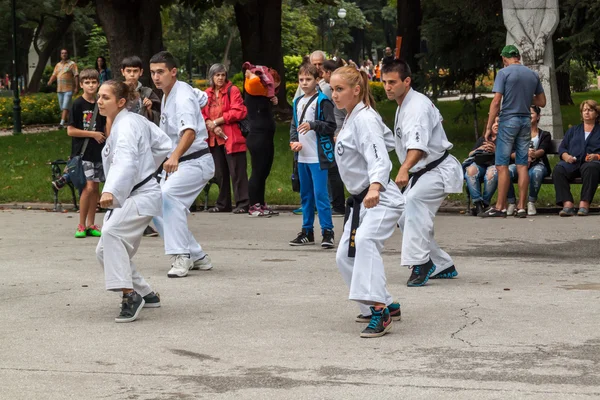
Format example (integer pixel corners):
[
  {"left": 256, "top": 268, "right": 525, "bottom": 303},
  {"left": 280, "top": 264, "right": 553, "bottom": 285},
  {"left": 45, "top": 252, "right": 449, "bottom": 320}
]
[
  {"left": 335, "top": 102, "right": 405, "bottom": 315},
  {"left": 394, "top": 89, "right": 463, "bottom": 274},
  {"left": 96, "top": 110, "right": 171, "bottom": 293},
  {"left": 153, "top": 80, "right": 215, "bottom": 258}
]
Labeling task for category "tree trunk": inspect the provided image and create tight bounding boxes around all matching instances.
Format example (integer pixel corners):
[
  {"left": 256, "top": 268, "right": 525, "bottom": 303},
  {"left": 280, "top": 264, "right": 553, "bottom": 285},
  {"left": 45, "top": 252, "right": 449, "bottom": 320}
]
[
  {"left": 556, "top": 69, "right": 573, "bottom": 106},
  {"left": 222, "top": 28, "right": 235, "bottom": 70},
  {"left": 347, "top": 28, "right": 362, "bottom": 64},
  {"left": 472, "top": 76, "right": 479, "bottom": 140},
  {"left": 234, "top": 0, "right": 289, "bottom": 113},
  {"left": 95, "top": 0, "right": 164, "bottom": 88},
  {"left": 27, "top": 15, "right": 74, "bottom": 93},
  {"left": 397, "top": 0, "right": 422, "bottom": 75}
]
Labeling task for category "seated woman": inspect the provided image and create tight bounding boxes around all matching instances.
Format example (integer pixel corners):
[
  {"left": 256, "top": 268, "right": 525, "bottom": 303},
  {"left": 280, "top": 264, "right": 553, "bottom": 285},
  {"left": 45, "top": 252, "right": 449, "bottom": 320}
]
[
  {"left": 553, "top": 99, "right": 600, "bottom": 216},
  {"left": 464, "top": 118, "right": 498, "bottom": 216},
  {"left": 506, "top": 106, "right": 552, "bottom": 216}
]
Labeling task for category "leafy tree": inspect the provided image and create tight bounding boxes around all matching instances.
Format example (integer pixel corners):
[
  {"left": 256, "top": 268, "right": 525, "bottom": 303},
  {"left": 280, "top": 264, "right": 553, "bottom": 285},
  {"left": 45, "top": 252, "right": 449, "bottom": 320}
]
[{"left": 281, "top": 1, "right": 318, "bottom": 57}]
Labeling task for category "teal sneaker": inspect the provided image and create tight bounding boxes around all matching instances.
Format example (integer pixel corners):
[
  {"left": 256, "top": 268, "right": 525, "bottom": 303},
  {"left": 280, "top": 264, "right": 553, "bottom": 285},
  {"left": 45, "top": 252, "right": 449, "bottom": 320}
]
[
  {"left": 356, "top": 301, "right": 401, "bottom": 323},
  {"left": 430, "top": 265, "right": 458, "bottom": 279},
  {"left": 360, "top": 307, "right": 392, "bottom": 338},
  {"left": 86, "top": 225, "right": 102, "bottom": 237},
  {"left": 75, "top": 224, "right": 87, "bottom": 239},
  {"left": 292, "top": 207, "right": 302, "bottom": 215}
]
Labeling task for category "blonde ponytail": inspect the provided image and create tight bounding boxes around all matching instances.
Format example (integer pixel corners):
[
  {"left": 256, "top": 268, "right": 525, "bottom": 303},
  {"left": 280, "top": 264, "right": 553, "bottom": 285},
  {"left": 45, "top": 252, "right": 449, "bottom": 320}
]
[{"left": 332, "top": 66, "right": 377, "bottom": 110}]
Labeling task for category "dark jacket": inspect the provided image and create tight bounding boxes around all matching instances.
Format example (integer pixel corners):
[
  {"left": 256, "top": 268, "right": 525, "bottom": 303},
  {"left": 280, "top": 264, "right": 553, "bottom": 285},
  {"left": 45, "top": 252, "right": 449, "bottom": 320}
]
[
  {"left": 244, "top": 93, "right": 276, "bottom": 133},
  {"left": 290, "top": 90, "right": 337, "bottom": 169},
  {"left": 557, "top": 123, "right": 600, "bottom": 174},
  {"left": 138, "top": 85, "right": 161, "bottom": 126},
  {"left": 531, "top": 129, "right": 552, "bottom": 176}
]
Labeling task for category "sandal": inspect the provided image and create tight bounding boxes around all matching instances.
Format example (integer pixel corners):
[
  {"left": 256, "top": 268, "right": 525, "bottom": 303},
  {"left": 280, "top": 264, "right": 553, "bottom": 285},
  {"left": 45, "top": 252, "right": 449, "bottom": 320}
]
[
  {"left": 232, "top": 207, "right": 248, "bottom": 214},
  {"left": 208, "top": 207, "right": 228, "bottom": 213},
  {"left": 577, "top": 207, "right": 589, "bottom": 216}
]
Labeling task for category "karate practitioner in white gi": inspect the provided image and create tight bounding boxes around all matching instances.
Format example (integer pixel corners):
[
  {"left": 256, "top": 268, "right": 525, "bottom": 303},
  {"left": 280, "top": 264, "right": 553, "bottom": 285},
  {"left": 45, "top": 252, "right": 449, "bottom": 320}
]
[
  {"left": 331, "top": 66, "right": 404, "bottom": 338},
  {"left": 96, "top": 80, "right": 172, "bottom": 323},
  {"left": 381, "top": 59, "right": 463, "bottom": 287},
  {"left": 149, "top": 51, "right": 215, "bottom": 278}
]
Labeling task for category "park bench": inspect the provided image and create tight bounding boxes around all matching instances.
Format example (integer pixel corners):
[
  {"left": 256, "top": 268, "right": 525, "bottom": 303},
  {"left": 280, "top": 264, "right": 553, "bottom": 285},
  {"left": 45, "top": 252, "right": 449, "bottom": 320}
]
[
  {"left": 49, "top": 159, "right": 79, "bottom": 212},
  {"left": 466, "top": 139, "right": 582, "bottom": 215}
]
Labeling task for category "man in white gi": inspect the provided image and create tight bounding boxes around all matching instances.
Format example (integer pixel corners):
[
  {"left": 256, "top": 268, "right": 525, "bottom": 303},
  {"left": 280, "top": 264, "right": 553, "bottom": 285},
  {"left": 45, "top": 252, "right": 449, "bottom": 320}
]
[
  {"left": 381, "top": 59, "right": 463, "bottom": 287},
  {"left": 96, "top": 80, "right": 172, "bottom": 322},
  {"left": 149, "top": 51, "right": 215, "bottom": 278}
]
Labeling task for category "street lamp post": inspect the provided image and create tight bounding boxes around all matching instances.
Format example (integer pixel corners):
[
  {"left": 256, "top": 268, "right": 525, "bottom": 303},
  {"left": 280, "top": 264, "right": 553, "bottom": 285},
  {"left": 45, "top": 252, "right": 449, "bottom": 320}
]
[{"left": 11, "top": 0, "right": 21, "bottom": 135}]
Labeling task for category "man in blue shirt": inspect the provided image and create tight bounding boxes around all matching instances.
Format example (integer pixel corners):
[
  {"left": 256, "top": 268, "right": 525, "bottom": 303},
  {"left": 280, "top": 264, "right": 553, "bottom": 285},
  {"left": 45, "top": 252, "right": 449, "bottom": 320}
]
[{"left": 480, "top": 45, "right": 546, "bottom": 218}]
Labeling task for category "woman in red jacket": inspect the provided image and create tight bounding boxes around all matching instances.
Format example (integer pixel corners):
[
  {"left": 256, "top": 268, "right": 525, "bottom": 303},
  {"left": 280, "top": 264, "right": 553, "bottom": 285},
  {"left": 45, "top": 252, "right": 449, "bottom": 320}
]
[{"left": 202, "top": 64, "right": 250, "bottom": 213}]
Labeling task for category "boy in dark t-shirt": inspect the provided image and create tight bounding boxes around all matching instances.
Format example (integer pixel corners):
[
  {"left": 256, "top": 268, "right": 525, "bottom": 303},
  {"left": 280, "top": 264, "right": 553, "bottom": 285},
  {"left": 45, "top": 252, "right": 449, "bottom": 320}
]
[{"left": 53, "top": 69, "right": 107, "bottom": 238}]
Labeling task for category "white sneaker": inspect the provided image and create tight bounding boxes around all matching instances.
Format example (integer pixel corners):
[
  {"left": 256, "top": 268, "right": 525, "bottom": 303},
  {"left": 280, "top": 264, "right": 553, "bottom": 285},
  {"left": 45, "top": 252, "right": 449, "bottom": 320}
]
[
  {"left": 191, "top": 254, "right": 213, "bottom": 271},
  {"left": 506, "top": 204, "right": 516, "bottom": 216},
  {"left": 527, "top": 202, "right": 537, "bottom": 216},
  {"left": 167, "top": 255, "right": 193, "bottom": 278}
]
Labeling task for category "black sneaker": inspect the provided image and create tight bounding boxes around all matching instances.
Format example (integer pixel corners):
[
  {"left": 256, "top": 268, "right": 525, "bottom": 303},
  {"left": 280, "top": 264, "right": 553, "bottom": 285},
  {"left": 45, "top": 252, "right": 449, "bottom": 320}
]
[
  {"left": 289, "top": 229, "right": 315, "bottom": 246},
  {"left": 430, "top": 265, "right": 458, "bottom": 279},
  {"left": 478, "top": 207, "right": 507, "bottom": 218},
  {"left": 407, "top": 260, "right": 436, "bottom": 287},
  {"left": 321, "top": 229, "right": 335, "bottom": 249},
  {"left": 331, "top": 208, "right": 345, "bottom": 217},
  {"left": 360, "top": 307, "right": 392, "bottom": 338},
  {"left": 143, "top": 292, "right": 161, "bottom": 308},
  {"left": 143, "top": 226, "right": 159, "bottom": 237},
  {"left": 115, "top": 291, "right": 145, "bottom": 323},
  {"left": 356, "top": 301, "right": 401, "bottom": 322},
  {"left": 515, "top": 209, "right": 527, "bottom": 218},
  {"left": 473, "top": 201, "right": 485, "bottom": 217},
  {"left": 52, "top": 176, "right": 67, "bottom": 191}
]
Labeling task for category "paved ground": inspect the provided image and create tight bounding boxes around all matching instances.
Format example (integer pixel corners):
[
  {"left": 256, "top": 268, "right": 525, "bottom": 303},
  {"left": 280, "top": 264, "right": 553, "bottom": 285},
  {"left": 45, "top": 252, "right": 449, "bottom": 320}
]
[{"left": 1, "top": 209, "right": 599, "bottom": 399}]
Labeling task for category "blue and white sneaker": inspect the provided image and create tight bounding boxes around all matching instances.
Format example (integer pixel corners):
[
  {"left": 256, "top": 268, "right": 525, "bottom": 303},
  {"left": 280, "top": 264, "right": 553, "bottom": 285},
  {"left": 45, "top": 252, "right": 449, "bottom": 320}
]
[
  {"left": 360, "top": 307, "right": 392, "bottom": 338},
  {"left": 292, "top": 207, "right": 302, "bottom": 215},
  {"left": 430, "top": 265, "right": 458, "bottom": 279},
  {"left": 356, "top": 301, "right": 401, "bottom": 322},
  {"left": 407, "top": 261, "right": 436, "bottom": 287}
]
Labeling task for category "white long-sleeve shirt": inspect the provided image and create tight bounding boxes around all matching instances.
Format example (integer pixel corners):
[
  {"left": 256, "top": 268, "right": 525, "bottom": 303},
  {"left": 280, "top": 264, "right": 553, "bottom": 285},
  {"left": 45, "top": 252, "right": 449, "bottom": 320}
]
[
  {"left": 102, "top": 109, "right": 172, "bottom": 216},
  {"left": 334, "top": 102, "right": 395, "bottom": 195}
]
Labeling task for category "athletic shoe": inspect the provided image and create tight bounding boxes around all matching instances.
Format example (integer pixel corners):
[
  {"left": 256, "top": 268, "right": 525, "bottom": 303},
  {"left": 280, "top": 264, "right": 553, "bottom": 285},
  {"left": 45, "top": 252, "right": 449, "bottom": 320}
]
[
  {"left": 167, "top": 255, "right": 193, "bottom": 278},
  {"left": 431, "top": 265, "right": 458, "bottom": 279},
  {"left": 559, "top": 207, "right": 575, "bottom": 217},
  {"left": 191, "top": 254, "right": 213, "bottom": 271},
  {"left": 360, "top": 307, "right": 392, "bottom": 338},
  {"left": 356, "top": 301, "right": 401, "bottom": 322},
  {"left": 75, "top": 224, "right": 87, "bottom": 238},
  {"left": 478, "top": 207, "right": 507, "bottom": 218},
  {"left": 249, "top": 203, "right": 265, "bottom": 217},
  {"left": 289, "top": 229, "right": 315, "bottom": 246},
  {"left": 515, "top": 209, "right": 527, "bottom": 218},
  {"left": 331, "top": 208, "right": 345, "bottom": 217},
  {"left": 292, "top": 207, "right": 303, "bottom": 215},
  {"left": 321, "top": 229, "right": 335, "bottom": 249},
  {"left": 506, "top": 204, "right": 516, "bottom": 216},
  {"left": 115, "top": 291, "right": 145, "bottom": 323},
  {"left": 577, "top": 207, "right": 589, "bottom": 216},
  {"left": 407, "top": 260, "right": 436, "bottom": 287},
  {"left": 52, "top": 176, "right": 67, "bottom": 190},
  {"left": 143, "top": 292, "right": 161, "bottom": 308},
  {"left": 262, "top": 204, "right": 279, "bottom": 217},
  {"left": 527, "top": 202, "right": 537, "bottom": 216},
  {"left": 143, "top": 226, "right": 159, "bottom": 237},
  {"left": 86, "top": 225, "right": 102, "bottom": 237},
  {"left": 473, "top": 201, "right": 485, "bottom": 217}
]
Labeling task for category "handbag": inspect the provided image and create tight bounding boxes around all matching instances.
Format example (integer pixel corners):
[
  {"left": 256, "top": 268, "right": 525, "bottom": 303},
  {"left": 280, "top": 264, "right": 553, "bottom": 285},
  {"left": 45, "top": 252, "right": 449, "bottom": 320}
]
[
  {"left": 66, "top": 103, "right": 99, "bottom": 191},
  {"left": 227, "top": 85, "right": 251, "bottom": 138},
  {"left": 290, "top": 93, "right": 318, "bottom": 192}
]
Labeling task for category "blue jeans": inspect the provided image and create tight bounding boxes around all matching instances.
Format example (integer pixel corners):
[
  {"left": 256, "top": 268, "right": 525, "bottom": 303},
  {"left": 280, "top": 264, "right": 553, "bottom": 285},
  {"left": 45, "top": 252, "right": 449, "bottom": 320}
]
[
  {"left": 464, "top": 164, "right": 498, "bottom": 205},
  {"left": 57, "top": 91, "right": 73, "bottom": 111},
  {"left": 299, "top": 162, "right": 333, "bottom": 233},
  {"left": 496, "top": 116, "right": 531, "bottom": 166},
  {"left": 507, "top": 163, "right": 547, "bottom": 203}
]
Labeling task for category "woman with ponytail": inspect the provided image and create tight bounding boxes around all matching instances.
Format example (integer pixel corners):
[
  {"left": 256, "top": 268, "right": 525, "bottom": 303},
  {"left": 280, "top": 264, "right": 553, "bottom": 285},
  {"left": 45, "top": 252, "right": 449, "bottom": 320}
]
[
  {"left": 329, "top": 66, "right": 405, "bottom": 338},
  {"left": 95, "top": 80, "right": 172, "bottom": 323}
]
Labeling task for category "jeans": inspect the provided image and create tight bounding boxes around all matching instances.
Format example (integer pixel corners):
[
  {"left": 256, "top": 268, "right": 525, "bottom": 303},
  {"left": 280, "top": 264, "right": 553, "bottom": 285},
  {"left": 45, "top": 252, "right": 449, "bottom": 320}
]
[
  {"left": 507, "top": 163, "right": 547, "bottom": 203},
  {"left": 464, "top": 164, "right": 498, "bottom": 205},
  {"left": 57, "top": 91, "right": 73, "bottom": 111},
  {"left": 298, "top": 162, "right": 333, "bottom": 233},
  {"left": 496, "top": 116, "right": 531, "bottom": 166}
]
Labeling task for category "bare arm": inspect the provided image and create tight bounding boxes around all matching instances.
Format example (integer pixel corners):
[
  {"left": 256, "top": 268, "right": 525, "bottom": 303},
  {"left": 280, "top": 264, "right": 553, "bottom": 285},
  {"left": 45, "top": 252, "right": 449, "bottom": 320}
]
[
  {"left": 533, "top": 92, "right": 546, "bottom": 108},
  {"left": 67, "top": 126, "right": 104, "bottom": 143},
  {"left": 395, "top": 149, "right": 425, "bottom": 187},
  {"left": 485, "top": 93, "right": 503, "bottom": 139}
]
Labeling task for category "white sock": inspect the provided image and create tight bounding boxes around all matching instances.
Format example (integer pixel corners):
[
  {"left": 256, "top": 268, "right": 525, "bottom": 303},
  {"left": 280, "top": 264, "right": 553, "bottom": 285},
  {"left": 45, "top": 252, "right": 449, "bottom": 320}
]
[{"left": 60, "top": 119, "right": 64, "bottom": 125}]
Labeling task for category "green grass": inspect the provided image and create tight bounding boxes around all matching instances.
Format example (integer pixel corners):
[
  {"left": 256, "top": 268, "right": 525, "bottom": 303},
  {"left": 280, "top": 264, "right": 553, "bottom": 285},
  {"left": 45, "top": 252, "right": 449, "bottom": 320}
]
[{"left": 2, "top": 90, "right": 600, "bottom": 206}]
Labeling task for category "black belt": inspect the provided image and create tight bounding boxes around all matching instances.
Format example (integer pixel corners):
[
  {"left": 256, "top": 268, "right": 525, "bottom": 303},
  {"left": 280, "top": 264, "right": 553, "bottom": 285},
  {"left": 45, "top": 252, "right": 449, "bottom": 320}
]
[
  {"left": 155, "top": 148, "right": 210, "bottom": 183},
  {"left": 403, "top": 151, "right": 449, "bottom": 192},
  {"left": 343, "top": 186, "right": 370, "bottom": 258}
]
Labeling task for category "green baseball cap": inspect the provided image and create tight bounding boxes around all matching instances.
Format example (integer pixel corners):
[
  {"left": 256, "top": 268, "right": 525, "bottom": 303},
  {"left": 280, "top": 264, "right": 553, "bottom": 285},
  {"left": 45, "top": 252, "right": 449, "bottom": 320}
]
[{"left": 501, "top": 45, "right": 520, "bottom": 58}]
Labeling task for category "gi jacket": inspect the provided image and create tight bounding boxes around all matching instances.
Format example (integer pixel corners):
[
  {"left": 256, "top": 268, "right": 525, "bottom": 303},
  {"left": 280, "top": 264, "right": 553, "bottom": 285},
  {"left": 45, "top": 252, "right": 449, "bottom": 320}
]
[
  {"left": 557, "top": 123, "right": 600, "bottom": 174},
  {"left": 102, "top": 110, "right": 172, "bottom": 216},
  {"left": 290, "top": 90, "right": 337, "bottom": 169}
]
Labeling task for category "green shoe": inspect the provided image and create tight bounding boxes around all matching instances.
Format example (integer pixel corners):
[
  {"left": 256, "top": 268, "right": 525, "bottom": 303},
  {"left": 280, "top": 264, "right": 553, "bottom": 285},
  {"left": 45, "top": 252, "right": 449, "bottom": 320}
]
[
  {"left": 86, "top": 225, "right": 102, "bottom": 237},
  {"left": 75, "top": 224, "right": 87, "bottom": 238}
]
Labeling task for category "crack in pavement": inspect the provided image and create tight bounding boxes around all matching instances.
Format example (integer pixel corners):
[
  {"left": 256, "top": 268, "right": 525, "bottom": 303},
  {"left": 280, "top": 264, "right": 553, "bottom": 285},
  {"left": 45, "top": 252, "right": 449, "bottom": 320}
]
[{"left": 450, "top": 299, "right": 482, "bottom": 347}]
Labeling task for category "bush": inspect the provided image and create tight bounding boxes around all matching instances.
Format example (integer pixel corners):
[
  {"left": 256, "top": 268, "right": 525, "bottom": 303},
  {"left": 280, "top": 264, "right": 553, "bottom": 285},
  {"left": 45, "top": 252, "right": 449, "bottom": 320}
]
[
  {"left": 230, "top": 72, "right": 243, "bottom": 86},
  {"left": 283, "top": 55, "right": 303, "bottom": 85},
  {"left": 570, "top": 62, "right": 589, "bottom": 92},
  {"left": 0, "top": 93, "right": 61, "bottom": 127},
  {"left": 39, "top": 66, "right": 57, "bottom": 94},
  {"left": 286, "top": 82, "right": 299, "bottom": 104},
  {"left": 193, "top": 79, "right": 209, "bottom": 90},
  {"left": 370, "top": 82, "right": 386, "bottom": 102}
]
